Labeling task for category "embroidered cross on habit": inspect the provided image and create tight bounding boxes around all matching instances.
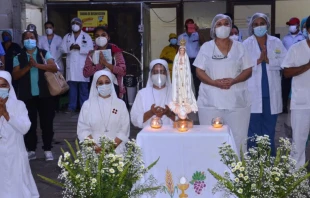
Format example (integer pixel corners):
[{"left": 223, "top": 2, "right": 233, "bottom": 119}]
[{"left": 112, "top": 109, "right": 118, "bottom": 114}]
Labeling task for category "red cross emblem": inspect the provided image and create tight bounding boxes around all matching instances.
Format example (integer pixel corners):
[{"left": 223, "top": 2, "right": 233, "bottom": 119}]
[{"left": 112, "top": 109, "right": 118, "bottom": 114}]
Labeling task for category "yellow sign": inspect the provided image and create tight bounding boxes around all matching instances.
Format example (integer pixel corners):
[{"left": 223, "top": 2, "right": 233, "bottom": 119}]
[{"left": 77, "top": 10, "right": 108, "bottom": 27}]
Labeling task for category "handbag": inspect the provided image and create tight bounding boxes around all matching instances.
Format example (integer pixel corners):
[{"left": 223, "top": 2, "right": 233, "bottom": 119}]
[{"left": 40, "top": 51, "right": 69, "bottom": 96}]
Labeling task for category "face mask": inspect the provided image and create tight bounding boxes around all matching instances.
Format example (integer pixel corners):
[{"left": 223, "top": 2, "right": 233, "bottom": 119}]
[
  {"left": 95, "top": 36, "right": 108, "bottom": 47},
  {"left": 45, "top": 28, "right": 53, "bottom": 35},
  {"left": 289, "top": 25, "right": 297, "bottom": 34},
  {"left": 151, "top": 74, "right": 167, "bottom": 88},
  {"left": 253, "top": 25, "right": 267, "bottom": 37},
  {"left": 170, "top": 38, "right": 177, "bottom": 45},
  {"left": 3, "top": 36, "right": 11, "bottom": 42},
  {"left": 215, "top": 26, "right": 231, "bottom": 39},
  {"left": 229, "top": 35, "right": 239, "bottom": 41},
  {"left": 72, "top": 24, "right": 80, "bottom": 32},
  {"left": 0, "top": 88, "right": 9, "bottom": 99},
  {"left": 97, "top": 84, "right": 112, "bottom": 97},
  {"left": 23, "top": 39, "right": 37, "bottom": 50},
  {"left": 303, "top": 28, "right": 308, "bottom": 38}
]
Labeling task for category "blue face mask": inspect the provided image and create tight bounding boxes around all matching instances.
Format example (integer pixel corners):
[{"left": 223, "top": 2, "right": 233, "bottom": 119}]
[
  {"left": 3, "top": 36, "right": 11, "bottom": 42},
  {"left": 170, "top": 38, "right": 177, "bottom": 45},
  {"left": 23, "top": 39, "right": 37, "bottom": 50},
  {"left": 253, "top": 25, "right": 267, "bottom": 37},
  {"left": 303, "top": 28, "right": 308, "bottom": 38},
  {"left": 0, "top": 88, "right": 9, "bottom": 99}
]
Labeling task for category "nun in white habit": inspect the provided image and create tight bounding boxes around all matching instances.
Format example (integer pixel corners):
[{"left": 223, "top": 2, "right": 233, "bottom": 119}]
[
  {"left": 131, "top": 59, "right": 175, "bottom": 128},
  {"left": 0, "top": 71, "right": 39, "bottom": 198},
  {"left": 77, "top": 70, "right": 129, "bottom": 154}
]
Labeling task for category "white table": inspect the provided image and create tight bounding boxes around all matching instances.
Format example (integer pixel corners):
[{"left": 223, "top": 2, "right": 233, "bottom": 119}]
[{"left": 136, "top": 125, "right": 237, "bottom": 198}]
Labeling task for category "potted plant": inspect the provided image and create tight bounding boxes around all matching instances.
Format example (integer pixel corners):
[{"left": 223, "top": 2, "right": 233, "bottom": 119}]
[{"left": 208, "top": 135, "right": 310, "bottom": 198}]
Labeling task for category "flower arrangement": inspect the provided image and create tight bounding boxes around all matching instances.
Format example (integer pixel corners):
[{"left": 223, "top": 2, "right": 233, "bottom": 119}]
[
  {"left": 38, "top": 137, "right": 161, "bottom": 198},
  {"left": 208, "top": 135, "right": 310, "bottom": 198}
]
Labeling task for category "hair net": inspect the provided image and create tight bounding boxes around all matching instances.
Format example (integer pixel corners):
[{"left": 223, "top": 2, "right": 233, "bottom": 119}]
[
  {"left": 210, "top": 14, "right": 232, "bottom": 39},
  {"left": 248, "top": 13, "right": 270, "bottom": 36},
  {"left": 301, "top": 17, "right": 309, "bottom": 29}
]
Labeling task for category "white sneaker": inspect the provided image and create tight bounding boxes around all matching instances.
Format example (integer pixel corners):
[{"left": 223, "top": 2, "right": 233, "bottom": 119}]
[
  {"left": 44, "top": 151, "right": 54, "bottom": 161},
  {"left": 28, "top": 151, "right": 36, "bottom": 160}
]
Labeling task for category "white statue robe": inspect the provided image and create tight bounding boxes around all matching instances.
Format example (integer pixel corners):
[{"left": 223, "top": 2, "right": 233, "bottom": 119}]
[
  {"left": 77, "top": 96, "right": 130, "bottom": 154},
  {"left": 130, "top": 86, "right": 173, "bottom": 128},
  {"left": 0, "top": 98, "right": 39, "bottom": 198}
]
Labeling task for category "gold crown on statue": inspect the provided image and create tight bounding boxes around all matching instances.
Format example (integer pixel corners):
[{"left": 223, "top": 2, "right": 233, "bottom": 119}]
[{"left": 180, "top": 38, "right": 186, "bottom": 46}]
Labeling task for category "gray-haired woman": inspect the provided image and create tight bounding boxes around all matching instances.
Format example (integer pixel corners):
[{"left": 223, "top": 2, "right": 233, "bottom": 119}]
[{"left": 193, "top": 14, "right": 253, "bottom": 151}]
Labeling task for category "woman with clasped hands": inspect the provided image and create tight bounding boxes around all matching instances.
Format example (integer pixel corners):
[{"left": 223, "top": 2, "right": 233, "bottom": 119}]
[
  {"left": 193, "top": 14, "right": 253, "bottom": 152},
  {"left": 243, "top": 13, "right": 287, "bottom": 156},
  {"left": 131, "top": 59, "right": 175, "bottom": 128},
  {"left": 77, "top": 70, "right": 129, "bottom": 154},
  {"left": 0, "top": 71, "right": 39, "bottom": 198}
]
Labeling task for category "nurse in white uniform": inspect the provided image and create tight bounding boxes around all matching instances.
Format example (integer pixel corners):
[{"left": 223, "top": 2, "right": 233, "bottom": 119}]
[
  {"left": 131, "top": 59, "right": 175, "bottom": 128},
  {"left": 243, "top": 13, "right": 287, "bottom": 156},
  {"left": 77, "top": 70, "right": 129, "bottom": 154},
  {"left": 193, "top": 14, "right": 253, "bottom": 151},
  {"left": 281, "top": 16, "right": 310, "bottom": 168}
]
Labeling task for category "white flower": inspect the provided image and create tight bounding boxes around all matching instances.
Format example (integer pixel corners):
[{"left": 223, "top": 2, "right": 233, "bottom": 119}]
[
  {"left": 101, "top": 169, "right": 105, "bottom": 174},
  {"left": 237, "top": 162, "right": 242, "bottom": 166},
  {"left": 64, "top": 152, "right": 70, "bottom": 160},
  {"left": 119, "top": 162, "right": 124, "bottom": 167},
  {"left": 62, "top": 171, "right": 68, "bottom": 178},
  {"left": 112, "top": 163, "right": 118, "bottom": 166},
  {"left": 251, "top": 184, "right": 256, "bottom": 188},
  {"left": 232, "top": 168, "right": 236, "bottom": 173},
  {"left": 74, "top": 159, "right": 80, "bottom": 164},
  {"left": 234, "top": 178, "right": 239, "bottom": 182},
  {"left": 76, "top": 174, "right": 80, "bottom": 179},
  {"left": 275, "top": 177, "right": 279, "bottom": 181},
  {"left": 238, "top": 173, "right": 244, "bottom": 178},
  {"left": 58, "top": 155, "right": 63, "bottom": 168},
  {"left": 117, "top": 166, "right": 123, "bottom": 172},
  {"left": 91, "top": 178, "right": 97, "bottom": 184},
  {"left": 237, "top": 188, "right": 243, "bottom": 194},
  {"left": 244, "top": 176, "right": 248, "bottom": 181},
  {"left": 240, "top": 167, "right": 245, "bottom": 172},
  {"left": 109, "top": 168, "right": 115, "bottom": 174},
  {"left": 231, "top": 163, "right": 236, "bottom": 167}
]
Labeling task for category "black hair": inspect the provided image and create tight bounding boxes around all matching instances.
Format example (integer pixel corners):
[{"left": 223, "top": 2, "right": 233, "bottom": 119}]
[
  {"left": 232, "top": 24, "right": 239, "bottom": 33},
  {"left": 21, "top": 30, "right": 38, "bottom": 43},
  {"left": 306, "top": 16, "right": 310, "bottom": 30},
  {"left": 93, "top": 26, "right": 109, "bottom": 35},
  {"left": 224, "top": 13, "right": 234, "bottom": 21},
  {"left": 44, "top": 21, "right": 54, "bottom": 27}
]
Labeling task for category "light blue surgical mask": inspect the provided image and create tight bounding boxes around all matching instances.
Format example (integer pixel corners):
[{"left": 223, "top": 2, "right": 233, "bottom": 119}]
[
  {"left": 253, "top": 25, "right": 267, "bottom": 37},
  {"left": 170, "top": 38, "right": 177, "bottom": 45},
  {"left": 0, "top": 88, "right": 9, "bottom": 99},
  {"left": 23, "top": 39, "right": 37, "bottom": 50},
  {"left": 97, "top": 84, "right": 112, "bottom": 97},
  {"left": 303, "top": 28, "right": 308, "bottom": 38}
]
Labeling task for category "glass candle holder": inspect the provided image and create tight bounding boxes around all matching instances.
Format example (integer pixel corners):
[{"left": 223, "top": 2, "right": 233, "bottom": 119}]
[
  {"left": 150, "top": 117, "right": 163, "bottom": 129},
  {"left": 177, "top": 120, "right": 188, "bottom": 132},
  {"left": 212, "top": 117, "right": 224, "bottom": 128}
]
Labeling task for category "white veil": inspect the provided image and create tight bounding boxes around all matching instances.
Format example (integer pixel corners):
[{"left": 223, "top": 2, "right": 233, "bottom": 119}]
[
  {"left": 89, "top": 70, "right": 117, "bottom": 100},
  {"left": 0, "top": 71, "right": 17, "bottom": 100},
  {"left": 146, "top": 59, "right": 172, "bottom": 88}
]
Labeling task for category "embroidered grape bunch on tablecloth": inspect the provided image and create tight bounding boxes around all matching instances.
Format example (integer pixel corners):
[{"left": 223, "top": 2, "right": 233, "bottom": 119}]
[{"left": 190, "top": 171, "right": 206, "bottom": 195}]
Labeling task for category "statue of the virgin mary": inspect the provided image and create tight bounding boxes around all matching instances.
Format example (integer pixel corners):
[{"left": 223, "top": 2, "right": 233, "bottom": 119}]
[{"left": 169, "top": 39, "right": 198, "bottom": 119}]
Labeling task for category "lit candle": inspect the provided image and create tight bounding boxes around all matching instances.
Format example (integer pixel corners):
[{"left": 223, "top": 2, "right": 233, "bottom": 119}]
[{"left": 212, "top": 117, "right": 223, "bottom": 128}]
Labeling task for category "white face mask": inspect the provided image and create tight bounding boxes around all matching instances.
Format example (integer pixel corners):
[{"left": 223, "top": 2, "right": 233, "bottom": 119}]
[
  {"left": 151, "top": 74, "right": 167, "bottom": 88},
  {"left": 289, "top": 25, "right": 297, "bottom": 33},
  {"left": 97, "top": 84, "right": 112, "bottom": 97},
  {"left": 95, "top": 36, "right": 108, "bottom": 47},
  {"left": 229, "top": 35, "right": 239, "bottom": 41},
  {"left": 72, "top": 24, "right": 80, "bottom": 32},
  {"left": 215, "top": 26, "right": 231, "bottom": 39},
  {"left": 45, "top": 28, "right": 53, "bottom": 35}
]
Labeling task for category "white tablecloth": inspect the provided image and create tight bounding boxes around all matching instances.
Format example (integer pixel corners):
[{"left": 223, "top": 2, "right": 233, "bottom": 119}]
[{"left": 136, "top": 125, "right": 237, "bottom": 198}]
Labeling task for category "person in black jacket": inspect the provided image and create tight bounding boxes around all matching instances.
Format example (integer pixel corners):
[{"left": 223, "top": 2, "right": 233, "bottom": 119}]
[{"left": 12, "top": 29, "right": 58, "bottom": 161}]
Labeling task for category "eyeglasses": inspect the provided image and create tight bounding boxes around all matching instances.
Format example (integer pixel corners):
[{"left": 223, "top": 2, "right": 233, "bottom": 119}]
[{"left": 212, "top": 44, "right": 227, "bottom": 60}]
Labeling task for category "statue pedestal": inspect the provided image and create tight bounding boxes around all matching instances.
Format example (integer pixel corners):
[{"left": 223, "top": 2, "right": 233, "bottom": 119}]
[{"left": 173, "top": 118, "right": 193, "bottom": 129}]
